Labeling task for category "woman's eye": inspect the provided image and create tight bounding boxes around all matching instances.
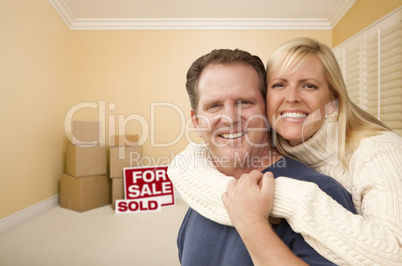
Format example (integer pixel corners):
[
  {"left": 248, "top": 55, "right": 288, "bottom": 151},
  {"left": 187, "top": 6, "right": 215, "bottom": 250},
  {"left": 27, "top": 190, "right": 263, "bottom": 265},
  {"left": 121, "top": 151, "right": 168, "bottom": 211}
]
[
  {"left": 304, "top": 84, "right": 318, "bottom": 89},
  {"left": 272, "top": 83, "right": 285, "bottom": 89}
]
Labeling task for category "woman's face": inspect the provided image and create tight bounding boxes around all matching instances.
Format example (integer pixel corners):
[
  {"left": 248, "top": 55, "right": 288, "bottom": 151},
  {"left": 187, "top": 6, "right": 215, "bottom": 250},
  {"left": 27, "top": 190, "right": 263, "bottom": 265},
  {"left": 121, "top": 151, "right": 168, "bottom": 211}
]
[{"left": 267, "top": 56, "right": 333, "bottom": 146}]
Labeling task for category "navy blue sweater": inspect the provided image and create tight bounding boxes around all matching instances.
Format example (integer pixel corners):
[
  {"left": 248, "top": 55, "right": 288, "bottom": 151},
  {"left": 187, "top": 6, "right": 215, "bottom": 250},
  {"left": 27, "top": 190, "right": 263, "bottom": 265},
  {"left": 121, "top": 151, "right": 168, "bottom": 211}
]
[{"left": 178, "top": 156, "right": 356, "bottom": 265}]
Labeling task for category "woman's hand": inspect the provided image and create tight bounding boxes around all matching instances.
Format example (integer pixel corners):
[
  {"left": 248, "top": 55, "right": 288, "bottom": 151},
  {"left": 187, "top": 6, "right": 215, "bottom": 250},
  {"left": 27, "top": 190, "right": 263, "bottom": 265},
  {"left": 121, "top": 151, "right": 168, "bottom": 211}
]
[{"left": 222, "top": 170, "right": 275, "bottom": 230}]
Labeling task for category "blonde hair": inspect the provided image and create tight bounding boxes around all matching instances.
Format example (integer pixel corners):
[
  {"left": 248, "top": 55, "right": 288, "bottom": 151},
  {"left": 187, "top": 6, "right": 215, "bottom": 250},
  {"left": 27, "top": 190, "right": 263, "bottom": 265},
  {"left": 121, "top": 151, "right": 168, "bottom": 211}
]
[{"left": 267, "top": 37, "right": 389, "bottom": 166}]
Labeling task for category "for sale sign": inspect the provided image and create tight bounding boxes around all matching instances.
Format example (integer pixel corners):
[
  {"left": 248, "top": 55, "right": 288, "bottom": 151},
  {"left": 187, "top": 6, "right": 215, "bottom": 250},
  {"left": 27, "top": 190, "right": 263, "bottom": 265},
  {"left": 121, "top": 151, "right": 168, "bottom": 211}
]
[{"left": 115, "top": 166, "right": 175, "bottom": 214}]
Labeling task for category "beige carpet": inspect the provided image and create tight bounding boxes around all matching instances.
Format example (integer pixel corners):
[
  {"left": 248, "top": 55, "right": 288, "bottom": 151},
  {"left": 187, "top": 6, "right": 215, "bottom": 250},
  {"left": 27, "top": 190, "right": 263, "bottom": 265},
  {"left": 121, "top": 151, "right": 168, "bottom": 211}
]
[{"left": 0, "top": 199, "right": 189, "bottom": 266}]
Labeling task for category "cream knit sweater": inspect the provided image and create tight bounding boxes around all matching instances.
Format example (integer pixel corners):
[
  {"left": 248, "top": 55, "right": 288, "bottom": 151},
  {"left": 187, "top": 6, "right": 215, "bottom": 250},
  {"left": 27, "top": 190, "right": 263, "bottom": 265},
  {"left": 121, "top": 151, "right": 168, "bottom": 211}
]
[{"left": 167, "top": 118, "right": 402, "bottom": 265}]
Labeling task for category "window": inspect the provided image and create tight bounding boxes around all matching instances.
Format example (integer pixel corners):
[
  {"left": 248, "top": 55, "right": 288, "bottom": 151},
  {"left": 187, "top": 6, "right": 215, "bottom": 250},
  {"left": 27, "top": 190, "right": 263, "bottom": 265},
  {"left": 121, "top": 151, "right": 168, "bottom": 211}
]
[{"left": 333, "top": 7, "right": 402, "bottom": 136}]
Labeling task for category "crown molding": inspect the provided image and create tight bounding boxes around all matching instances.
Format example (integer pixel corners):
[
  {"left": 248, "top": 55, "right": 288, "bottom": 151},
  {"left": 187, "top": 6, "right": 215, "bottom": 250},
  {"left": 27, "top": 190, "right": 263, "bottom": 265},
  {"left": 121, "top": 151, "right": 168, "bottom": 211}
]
[
  {"left": 49, "top": 0, "right": 75, "bottom": 29},
  {"left": 49, "top": 0, "right": 334, "bottom": 30},
  {"left": 328, "top": 0, "right": 356, "bottom": 28},
  {"left": 69, "top": 18, "right": 332, "bottom": 30}
]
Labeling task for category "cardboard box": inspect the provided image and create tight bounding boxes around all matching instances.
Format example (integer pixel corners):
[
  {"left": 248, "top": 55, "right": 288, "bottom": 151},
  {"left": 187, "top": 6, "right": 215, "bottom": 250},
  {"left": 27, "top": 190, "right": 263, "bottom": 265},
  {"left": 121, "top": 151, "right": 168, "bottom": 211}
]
[
  {"left": 72, "top": 121, "right": 100, "bottom": 145},
  {"left": 110, "top": 135, "right": 139, "bottom": 147},
  {"left": 60, "top": 174, "right": 111, "bottom": 212},
  {"left": 111, "top": 177, "right": 124, "bottom": 209},
  {"left": 109, "top": 146, "right": 141, "bottom": 178},
  {"left": 66, "top": 143, "right": 107, "bottom": 177}
]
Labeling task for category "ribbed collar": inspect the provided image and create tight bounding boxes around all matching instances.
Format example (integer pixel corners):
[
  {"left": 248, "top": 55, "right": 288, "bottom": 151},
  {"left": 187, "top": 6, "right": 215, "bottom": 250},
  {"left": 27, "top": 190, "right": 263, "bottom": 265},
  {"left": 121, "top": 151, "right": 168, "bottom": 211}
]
[{"left": 278, "top": 113, "right": 339, "bottom": 166}]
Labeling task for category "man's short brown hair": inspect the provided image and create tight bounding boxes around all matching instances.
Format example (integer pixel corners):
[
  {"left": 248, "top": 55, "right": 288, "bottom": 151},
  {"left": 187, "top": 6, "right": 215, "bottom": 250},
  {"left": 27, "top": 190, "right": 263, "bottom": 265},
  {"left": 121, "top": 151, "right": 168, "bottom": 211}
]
[{"left": 186, "top": 49, "right": 267, "bottom": 113}]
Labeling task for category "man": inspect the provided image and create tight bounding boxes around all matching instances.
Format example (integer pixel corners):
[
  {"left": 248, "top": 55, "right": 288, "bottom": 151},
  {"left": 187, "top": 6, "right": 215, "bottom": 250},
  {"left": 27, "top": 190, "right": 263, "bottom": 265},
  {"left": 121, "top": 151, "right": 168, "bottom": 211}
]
[{"left": 168, "top": 49, "right": 356, "bottom": 265}]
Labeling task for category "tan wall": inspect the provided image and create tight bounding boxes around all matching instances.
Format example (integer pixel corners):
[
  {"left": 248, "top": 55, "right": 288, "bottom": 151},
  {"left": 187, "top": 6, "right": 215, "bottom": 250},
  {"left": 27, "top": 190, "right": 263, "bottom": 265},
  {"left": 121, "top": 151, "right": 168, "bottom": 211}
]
[
  {"left": 333, "top": 0, "right": 402, "bottom": 46},
  {"left": 0, "top": 1, "right": 334, "bottom": 219},
  {"left": 70, "top": 30, "right": 331, "bottom": 164},
  {"left": 2, "top": 0, "right": 401, "bottom": 223},
  {"left": 0, "top": 0, "right": 71, "bottom": 219}
]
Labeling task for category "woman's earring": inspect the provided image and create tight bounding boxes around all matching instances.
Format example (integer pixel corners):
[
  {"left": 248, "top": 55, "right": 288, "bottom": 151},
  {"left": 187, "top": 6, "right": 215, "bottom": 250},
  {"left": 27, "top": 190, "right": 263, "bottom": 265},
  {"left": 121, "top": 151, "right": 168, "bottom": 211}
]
[{"left": 325, "top": 114, "right": 328, "bottom": 119}]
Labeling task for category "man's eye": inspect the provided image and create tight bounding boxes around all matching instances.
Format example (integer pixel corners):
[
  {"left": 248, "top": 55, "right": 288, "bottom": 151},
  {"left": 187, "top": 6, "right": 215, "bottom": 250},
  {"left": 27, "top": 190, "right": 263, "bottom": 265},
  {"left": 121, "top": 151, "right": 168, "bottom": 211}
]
[
  {"left": 236, "top": 100, "right": 253, "bottom": 106},
  {"left": 207, "top": 104, "right": 219, "bottom": 110}
]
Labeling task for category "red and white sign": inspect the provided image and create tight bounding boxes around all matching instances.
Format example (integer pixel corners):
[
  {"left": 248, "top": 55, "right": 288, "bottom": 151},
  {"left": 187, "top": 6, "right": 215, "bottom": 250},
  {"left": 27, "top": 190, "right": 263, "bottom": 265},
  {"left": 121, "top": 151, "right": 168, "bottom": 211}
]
[{"left": 115, "top": 166, "right": 175, "bottom": 214}]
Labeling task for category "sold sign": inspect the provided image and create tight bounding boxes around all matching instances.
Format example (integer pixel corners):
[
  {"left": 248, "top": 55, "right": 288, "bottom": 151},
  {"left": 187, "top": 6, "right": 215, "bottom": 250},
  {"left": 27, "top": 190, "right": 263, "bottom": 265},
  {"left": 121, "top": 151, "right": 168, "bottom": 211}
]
[{"left": 115, "top": 166, "right": 175, "bottom": 214}]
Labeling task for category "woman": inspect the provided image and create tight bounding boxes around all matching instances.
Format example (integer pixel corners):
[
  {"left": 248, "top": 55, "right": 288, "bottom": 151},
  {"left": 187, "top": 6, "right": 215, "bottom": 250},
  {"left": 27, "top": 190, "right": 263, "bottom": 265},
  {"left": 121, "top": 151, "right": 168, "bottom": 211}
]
[{"left": 168, "top": 38, "right": 402, "bottom": 265}]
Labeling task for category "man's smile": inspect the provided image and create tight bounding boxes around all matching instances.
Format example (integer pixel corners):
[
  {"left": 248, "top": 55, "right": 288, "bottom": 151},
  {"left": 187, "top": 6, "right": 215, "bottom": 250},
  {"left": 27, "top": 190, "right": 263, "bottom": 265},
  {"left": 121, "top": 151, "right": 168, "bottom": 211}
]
[{"left": 219, "top": 132, "right": 247, "bottom": 139}]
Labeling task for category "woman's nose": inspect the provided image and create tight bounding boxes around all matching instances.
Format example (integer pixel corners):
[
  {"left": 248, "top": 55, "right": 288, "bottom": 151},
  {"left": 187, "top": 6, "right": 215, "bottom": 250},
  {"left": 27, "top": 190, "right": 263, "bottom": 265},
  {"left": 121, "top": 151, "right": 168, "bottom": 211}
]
[{"left": 285, "top": 86, "right": 301, "bottom": 103}]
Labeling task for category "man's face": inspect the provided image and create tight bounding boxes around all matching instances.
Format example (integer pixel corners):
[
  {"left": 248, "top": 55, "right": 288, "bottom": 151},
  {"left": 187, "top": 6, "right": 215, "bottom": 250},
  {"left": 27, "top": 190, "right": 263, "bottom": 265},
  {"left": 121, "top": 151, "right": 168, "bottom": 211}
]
[{"left": 192, "top": 63, "right": 269, "bottom": 169}]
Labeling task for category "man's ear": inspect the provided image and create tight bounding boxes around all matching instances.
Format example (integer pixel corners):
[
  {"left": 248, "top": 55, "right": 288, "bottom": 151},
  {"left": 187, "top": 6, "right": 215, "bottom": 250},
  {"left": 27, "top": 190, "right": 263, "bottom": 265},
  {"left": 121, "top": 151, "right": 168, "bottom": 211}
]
[{"left": 191, "top": 109, "right": 202, "bottom": 137}]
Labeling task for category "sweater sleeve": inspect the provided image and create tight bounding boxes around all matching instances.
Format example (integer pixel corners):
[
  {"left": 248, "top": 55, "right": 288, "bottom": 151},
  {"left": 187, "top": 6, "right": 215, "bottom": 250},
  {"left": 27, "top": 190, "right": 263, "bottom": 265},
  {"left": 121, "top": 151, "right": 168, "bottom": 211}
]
[
  {"left": 273, "top": 173, "right": 401, "bottom": 265},
  {"left": 167, "top": 142, "right": 402, "bottom": 265},
  {"left": 286, "top": 133, "right": 402, "bottom": 265},
  {"left": 167, "top": 143, "right": 233, "bottom": 225}
]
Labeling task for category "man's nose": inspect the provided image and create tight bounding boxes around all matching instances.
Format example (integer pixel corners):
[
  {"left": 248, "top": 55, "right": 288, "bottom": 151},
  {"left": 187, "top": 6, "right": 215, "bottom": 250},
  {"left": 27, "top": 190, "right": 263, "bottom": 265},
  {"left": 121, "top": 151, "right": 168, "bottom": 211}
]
[{"left": 220, "top": 105, "right": 240, "bottom": 126}]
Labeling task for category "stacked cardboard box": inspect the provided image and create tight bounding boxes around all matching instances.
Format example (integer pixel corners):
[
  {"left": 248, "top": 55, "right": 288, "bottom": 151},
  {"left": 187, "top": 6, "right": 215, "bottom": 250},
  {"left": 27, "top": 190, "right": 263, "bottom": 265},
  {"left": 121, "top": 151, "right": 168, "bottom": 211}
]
[
  {"left": 60, "top": 121, "right": 110, "bottom": 212},
  {"left": 109, "top": 134, "right": 141, "bottom": 208}
]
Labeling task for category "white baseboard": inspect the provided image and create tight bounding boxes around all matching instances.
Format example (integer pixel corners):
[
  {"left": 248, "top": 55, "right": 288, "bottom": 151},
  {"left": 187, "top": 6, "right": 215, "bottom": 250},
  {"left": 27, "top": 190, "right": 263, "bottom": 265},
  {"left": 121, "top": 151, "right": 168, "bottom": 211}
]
[{"left": 0, "top": 195, "right": 59, "bottom": 235}]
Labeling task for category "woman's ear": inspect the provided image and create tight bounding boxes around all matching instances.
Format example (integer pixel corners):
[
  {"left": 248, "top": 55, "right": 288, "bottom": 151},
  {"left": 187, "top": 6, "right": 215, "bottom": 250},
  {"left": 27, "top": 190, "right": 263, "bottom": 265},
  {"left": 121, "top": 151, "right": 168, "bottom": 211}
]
[{"left": 325, "top": 99, "right": 338, "bottom": 115}]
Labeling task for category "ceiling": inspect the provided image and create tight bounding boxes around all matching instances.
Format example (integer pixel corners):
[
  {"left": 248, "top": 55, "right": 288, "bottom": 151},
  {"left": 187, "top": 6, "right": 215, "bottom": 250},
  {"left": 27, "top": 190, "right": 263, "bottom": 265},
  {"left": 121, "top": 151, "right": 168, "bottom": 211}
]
[{"left": 49, "top": 0, "right": 356, "bottom": 30}]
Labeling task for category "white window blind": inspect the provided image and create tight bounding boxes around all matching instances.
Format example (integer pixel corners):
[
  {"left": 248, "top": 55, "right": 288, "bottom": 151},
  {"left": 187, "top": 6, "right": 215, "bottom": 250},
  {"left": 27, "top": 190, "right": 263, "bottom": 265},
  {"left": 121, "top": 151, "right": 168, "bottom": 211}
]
[{"left": 333, "top": 7, "right": 402, "bottom": 136}]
